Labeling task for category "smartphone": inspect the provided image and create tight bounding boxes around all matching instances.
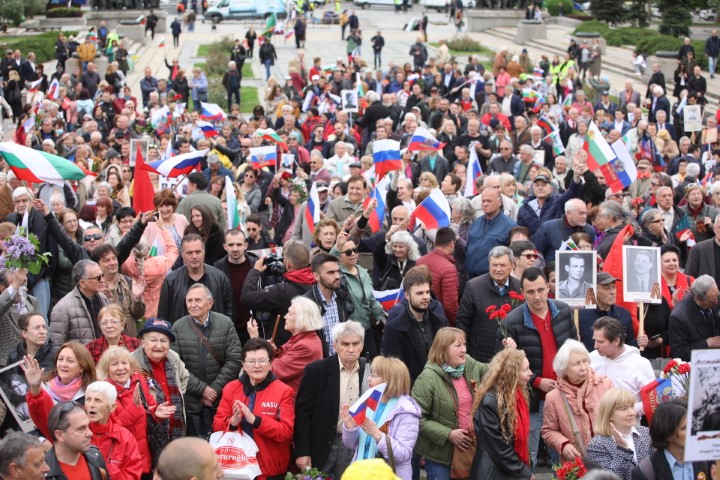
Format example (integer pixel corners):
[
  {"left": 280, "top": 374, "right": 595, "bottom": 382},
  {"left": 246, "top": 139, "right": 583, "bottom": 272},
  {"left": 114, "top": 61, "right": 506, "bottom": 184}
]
[{"left": 650, "top": 334, "right": 661, "bottom": 341}]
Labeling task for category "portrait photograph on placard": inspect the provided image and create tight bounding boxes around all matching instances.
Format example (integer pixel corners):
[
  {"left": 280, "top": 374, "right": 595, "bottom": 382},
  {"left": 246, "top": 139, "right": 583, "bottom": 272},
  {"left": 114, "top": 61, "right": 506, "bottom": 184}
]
[
  {"left": 622, "top": 246, "right": 662, "bottom": 303},
  {"left": 555, "top": 250, "right": 597, "bottom": 308},
  {"left": 0, "top": 361, "right": 36, "bottom": 433},
  {"left": 341, "top": 89, "right": 359, "bottom": 113},
  {"left": 129, "top": 138, "right": 149, "bottom": 168},
  {"left": 685, "top": 349, "right": 720, "bottom": 462}
]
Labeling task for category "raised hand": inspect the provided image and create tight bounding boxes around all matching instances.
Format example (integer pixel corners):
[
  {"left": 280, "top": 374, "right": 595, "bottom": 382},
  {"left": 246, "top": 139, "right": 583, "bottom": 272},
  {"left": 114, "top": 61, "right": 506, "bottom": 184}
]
[
  {"left": 340, "top": 404, "right": 358, "bottom": 430},
  {"left": 20, "top": 355, "right": 43, "bottom": 395}
]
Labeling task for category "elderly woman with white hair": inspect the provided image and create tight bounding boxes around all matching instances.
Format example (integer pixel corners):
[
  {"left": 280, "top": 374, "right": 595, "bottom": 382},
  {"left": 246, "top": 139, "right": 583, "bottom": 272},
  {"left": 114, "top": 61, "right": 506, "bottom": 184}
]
[
  {"left": 327, "top": 141, "right": 354, "bottom": 179},
  {"left": 373, "top": 228, "right": 420, "bottom": 290},
  {"left": 542, "top": 339, "right": 614, "bottom": 461}
]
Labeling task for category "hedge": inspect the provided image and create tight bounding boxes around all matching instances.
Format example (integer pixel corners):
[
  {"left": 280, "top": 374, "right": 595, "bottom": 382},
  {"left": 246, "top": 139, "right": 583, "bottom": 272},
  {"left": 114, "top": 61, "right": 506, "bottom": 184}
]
[
  {"left": 546, "top": 0, "right": 574, "bottom": 16},
  {"left": 0, "top": 31, "right": 79, "bottom": 64},
  {"left": 45, "top": 7, "right": 83, "bottom": 18}
]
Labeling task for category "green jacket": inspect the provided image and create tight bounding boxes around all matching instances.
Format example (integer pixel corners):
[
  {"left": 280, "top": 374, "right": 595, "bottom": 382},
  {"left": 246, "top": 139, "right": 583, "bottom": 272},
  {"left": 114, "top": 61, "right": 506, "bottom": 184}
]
[
  {"left": 331, "top": 247, "right": 387, "bottom": 329},
  {"left": 411, "top": 357, "right": 488, "bottom": 465}
]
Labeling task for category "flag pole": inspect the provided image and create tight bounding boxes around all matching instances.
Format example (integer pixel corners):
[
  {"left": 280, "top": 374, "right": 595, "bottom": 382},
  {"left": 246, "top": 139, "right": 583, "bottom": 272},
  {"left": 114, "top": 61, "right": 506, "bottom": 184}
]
[
  {"left": 148, "top": 173, "right": 188, "bottom": 215},
  {"left": 638, "top": 302, "right": 645, "bottom": 351}
]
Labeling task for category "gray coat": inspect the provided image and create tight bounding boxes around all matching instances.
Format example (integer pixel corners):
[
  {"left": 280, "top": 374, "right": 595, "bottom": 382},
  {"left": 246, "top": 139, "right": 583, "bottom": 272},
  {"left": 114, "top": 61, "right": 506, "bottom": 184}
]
[
  {"left": 49, "top": 287, "right": 108, "bottom": 345},
  {"left": 0, "top": 288, "right": 40, "bottom": 367},
  {"left": 170, "top": 312, "right": 242, "bottom": 413}
]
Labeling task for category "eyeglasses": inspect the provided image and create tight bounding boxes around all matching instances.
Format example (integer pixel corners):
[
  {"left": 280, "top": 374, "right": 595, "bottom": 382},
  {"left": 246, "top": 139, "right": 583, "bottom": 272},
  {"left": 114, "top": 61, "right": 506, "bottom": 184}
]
[
  {"left": 84, "top": 274, "right": 103, "bottom": 282},
  {"left": 651, "top": 182, "right": 660, "bottom": 187},
  {"left": 341, "top": 248, "right": 358, "bottom": 256},
  {"left": 520, "top": 253, "right": 540, "bottom": 260},
  {"left": 243, "top": 359, "right": 270, "bottom": 366},
  {"left": 84, "top": 234, "right": 103, "bottom": 242},
  {"left": 24, "top": 324, "right": 48, "bottom": 332},
  {"left": 99, "top": 319, "right": 122, "bottom": 327}
]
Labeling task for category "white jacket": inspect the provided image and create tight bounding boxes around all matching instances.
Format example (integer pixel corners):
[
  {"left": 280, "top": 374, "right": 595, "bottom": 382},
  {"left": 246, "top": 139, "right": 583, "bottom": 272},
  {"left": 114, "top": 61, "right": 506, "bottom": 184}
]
[{"left": 589, "top": 345, "right": 656, "bottom": 415}]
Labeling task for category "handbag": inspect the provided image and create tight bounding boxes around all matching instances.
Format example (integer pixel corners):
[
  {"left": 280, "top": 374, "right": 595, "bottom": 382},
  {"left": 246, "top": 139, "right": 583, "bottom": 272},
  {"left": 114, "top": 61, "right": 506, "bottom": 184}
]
[
  {"left": 445, "top": 381, "right": 477, "bottom": 480},
  {"left": 559, "top": 391, "right": 587, "bottom": 457},
  {"left": 209, "top": 429, "right": 262, "bottom": 479},
  {"left": 137, "top": 382, "right": 169, "bottom": 467}
]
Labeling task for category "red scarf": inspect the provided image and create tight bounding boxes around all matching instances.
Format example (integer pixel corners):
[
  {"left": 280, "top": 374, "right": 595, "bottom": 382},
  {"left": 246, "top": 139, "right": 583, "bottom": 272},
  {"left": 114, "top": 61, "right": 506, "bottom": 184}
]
[{"left": 513, "top": 389, "right": 530, "bottom": 466}]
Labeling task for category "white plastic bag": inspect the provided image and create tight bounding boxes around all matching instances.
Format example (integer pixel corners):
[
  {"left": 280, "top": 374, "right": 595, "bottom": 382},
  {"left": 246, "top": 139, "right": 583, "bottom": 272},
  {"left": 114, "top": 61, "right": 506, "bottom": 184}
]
[{"left": 209, "top": 430, "right": 262, "bottom": 479}]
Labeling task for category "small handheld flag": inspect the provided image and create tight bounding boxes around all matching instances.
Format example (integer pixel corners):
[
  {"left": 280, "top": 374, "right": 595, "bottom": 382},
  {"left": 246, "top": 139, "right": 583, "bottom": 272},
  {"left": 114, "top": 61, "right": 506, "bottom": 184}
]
[
  {"left": 197, "top": 120, "right": 219, "bottom": 138},
  {"left": 254, "top": 128, "right": 289, "bottom": 152},
  {"left": 372, "top": 139, "right": 402, "bottom": 179},
  {"left": 304, "top": 181, "right": 321, "bottom": 234},
  {"left": 249, "top": 146, "right": 277, "bottom": 169},
  {"left": 411, "top": 188, "right": 451, "bottom": 230},
  {"left": 366, "top": 175, "right": 390, "bottom": 233},
  {"left": 408, "top": 127, "right": 446, "bottom": 152},
  {"left": 464, "top": 146, "right": 483, "bottom": 198},
  {"left": 199, "top": 102, "right": 226, "bottom": 121},
  {"left": 142, "top": 148, "right": 209, "bottom": 177},
  {"left": 348, "top": 384, "right": 386, "bottom": 425}
]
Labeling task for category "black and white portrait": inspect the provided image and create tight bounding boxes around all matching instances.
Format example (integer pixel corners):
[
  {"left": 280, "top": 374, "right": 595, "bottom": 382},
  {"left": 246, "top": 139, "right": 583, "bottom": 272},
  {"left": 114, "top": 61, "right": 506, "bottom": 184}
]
[
  {"left": 0, "top": 361, "right": 35, "bottom": 432},
  {"left": 623, "top": 246, "right": 661, "bottom": 303},
  {"left": 341, "top": 89, "right": 358, "bottom": 112},
  {"left": 686, "top": 349, "right": 720, "bottom": 461},
  {"left": 555, "top": 250, "right": 597, "bottom": 308}
]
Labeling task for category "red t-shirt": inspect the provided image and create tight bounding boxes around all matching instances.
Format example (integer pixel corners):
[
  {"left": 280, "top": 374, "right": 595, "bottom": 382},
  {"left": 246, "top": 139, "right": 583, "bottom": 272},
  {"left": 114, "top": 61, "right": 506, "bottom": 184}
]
[
  {"left": 59, "top": 454, "right": 92, "bottom": 480},
  {"left": 530, "top": 310, "right": 558, "bottom": 399}
]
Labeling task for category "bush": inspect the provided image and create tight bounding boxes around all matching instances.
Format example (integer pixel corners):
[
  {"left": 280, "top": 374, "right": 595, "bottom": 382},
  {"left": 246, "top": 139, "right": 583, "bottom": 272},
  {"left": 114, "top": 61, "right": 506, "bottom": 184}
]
[
  {"left": 573, "top": 20, "right": 611, "bottom": 36},
  {"left": 605, "top": 27, "right": 646, "bottom": 46},
  {"left": 546, "top": 0, "right": 574, "bottom": 16},
  {"left": 446, "top": 35, "right": 483, "bottom": 52},
  {"left": 0, "top": 0, "right": 24, "bottom": 26},
  {"left": 566, "top": 13, "right": 597, "bottom": 20},
  {"left": 45, "top": 7, "right": 83, "bottom": 17},
  {"left": 203, "top": 36, "right": 236, "bottom": 76},
  {"left": 0, "top": 30, "right": 78, "bottom": 63}
]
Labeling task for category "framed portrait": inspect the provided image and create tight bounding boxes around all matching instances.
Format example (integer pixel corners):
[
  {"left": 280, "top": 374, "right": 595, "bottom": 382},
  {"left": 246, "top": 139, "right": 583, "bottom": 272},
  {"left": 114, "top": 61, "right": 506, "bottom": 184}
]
[
  {"left": 0, "top": 361, "right": 36, "bottom": 432},
  {"left": 622, "top": 246, "right": 662, "bottom": 303},
  {"left": 684, "top": 105, "right": 702, "bottom": 132},
  {"left": 685, "top": 349, "right": 720, "bottom": 461},
  {"left": 555, "top": 250, "right": 597, "bottom": 308},
  {"left": 341, "top": 89, "right": 359, "bottom": 113},
  {"left": 129, "top": 138, "right": 149, "bottom": 168}
]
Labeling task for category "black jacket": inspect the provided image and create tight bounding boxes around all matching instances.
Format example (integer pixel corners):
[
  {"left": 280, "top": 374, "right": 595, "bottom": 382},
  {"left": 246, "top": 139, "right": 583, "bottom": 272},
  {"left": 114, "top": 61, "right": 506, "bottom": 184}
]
[
  {"left": 45, "top": 445, "right": 108, "bottom": 480},
  {"left": 303, "top": 283, "right": 354, "bottom": 357},
  {"left": 8, "top": 339, "right": 58, "bottom": 371},
  {"left": 495, "top": 300, "right": 577, "bottom": 411},
  {"left": 669, "top": 293, "right": 720, "bottom": 361},
  {"left": 471, "top": 390, "right": 533, "bottom": 480},
  {"left": 382, "top": 298, "right": 449, "bottom": 384},
  {"left": 294, "top": 355, "right": 368, "bottom": 469},
  {"left": 158, "top": 264, "right": 234, "bottom": 323},
  {"left": 457, "top": 274, "right": 522, "bottom": 363}
]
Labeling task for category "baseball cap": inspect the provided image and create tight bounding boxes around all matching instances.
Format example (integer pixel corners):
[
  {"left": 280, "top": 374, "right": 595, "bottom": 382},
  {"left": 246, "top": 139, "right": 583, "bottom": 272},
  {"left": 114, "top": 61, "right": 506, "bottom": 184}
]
[
  {"left": 533, "top": 174, "right": 551, "bottom": 184},
  {"left": 316, "top": 183, "right": 329, "bottom": 192},
  {"left": 597, "top": 272, "right": 618, "bottom": 285},
  {"left": 312, "top": 74, "right": 320, "bottom": 81}
]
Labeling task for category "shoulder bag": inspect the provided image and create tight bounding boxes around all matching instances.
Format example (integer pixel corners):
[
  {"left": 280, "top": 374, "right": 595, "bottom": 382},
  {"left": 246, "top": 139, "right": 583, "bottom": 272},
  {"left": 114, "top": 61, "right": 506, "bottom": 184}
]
[
  {"left": 559, "top": 391, "right": 587, "bottom": 457},
  {"left": 189, "top": 319, "right": 223, "bottom": 366}
]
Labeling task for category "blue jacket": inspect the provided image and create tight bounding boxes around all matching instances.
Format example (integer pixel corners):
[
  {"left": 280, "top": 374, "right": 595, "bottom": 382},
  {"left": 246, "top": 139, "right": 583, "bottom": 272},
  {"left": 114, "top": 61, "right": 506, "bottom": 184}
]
[
  {"left": 533, "top": 216, "right": 596, "bottom": 263},
  {"left": 202, "top": 165, "right": 235, "bottom": 183},
  {"left": 517, "top": 177, "right": 583, "bottom": 236},
  {"left": 578, "top": 304, "right": 636, "bottom": 352},
  {"left": 465, "top": 212, "right": 517, "bottom": 279}
]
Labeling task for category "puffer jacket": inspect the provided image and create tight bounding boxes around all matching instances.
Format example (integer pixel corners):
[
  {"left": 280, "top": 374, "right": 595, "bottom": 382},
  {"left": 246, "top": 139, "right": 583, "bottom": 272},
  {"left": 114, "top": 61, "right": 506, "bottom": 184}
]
[
  {"left": 109, "top": 372, "right": 160, "bottom": 474},
  {"left": 170, "top": 312, "right": 243, "bottom": 413},
  {"left": 415, "top": 249, "right": 459, "bottom": 326},
  {"left": 158, "top": 264, "right": 234, "bottom": 322},
  {"left": 335, "top": 258, "right": 387, "bottom": 329},
  {"left": 541, "top": 370, "right": 614, "bottom": 459},
  {"left": 212, "top": 372, "right": 295, "bottom": 479},
  {"left": 49, "top": 287, "right": 109, "bottom": 345},
  {"left": 89, "top": 417, "right": 143, "bottom": 480},
  {"left": 495, "top": 300, "right": 578, "bottom": 412},
  {"left": 8, "top": 339, "right": 58, "bottom": 371},
  {"left": 411, "top": 357, "right": 489, "bottom": 465},
  {"left": 342, "top": 394, "right": 421, "bottom": 480}
]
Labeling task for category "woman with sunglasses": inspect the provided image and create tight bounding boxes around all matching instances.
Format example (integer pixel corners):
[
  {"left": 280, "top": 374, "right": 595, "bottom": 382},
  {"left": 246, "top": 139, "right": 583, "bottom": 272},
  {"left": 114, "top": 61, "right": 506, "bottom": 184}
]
[
  {"left": 637, "top": 208, "right": 681, "bottom": 248},
  {"left": 52, "top": 209, "right": 83, "bottom": 304},
  {"left": 239, "top": 166, "right": 262, "bottom": 214},
  {"left": 331, "top": 231, "right": 386, "bottom": 358}
]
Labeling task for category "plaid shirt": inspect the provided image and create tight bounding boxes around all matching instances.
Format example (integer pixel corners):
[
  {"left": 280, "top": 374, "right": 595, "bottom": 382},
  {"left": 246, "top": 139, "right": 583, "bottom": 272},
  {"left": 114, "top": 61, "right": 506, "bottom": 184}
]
[
  {"left": 320, "top": 290, "right": 340, "bottom": 355},
  {"left": 85, "top": 334, "right": 141, "bottom": 363}
]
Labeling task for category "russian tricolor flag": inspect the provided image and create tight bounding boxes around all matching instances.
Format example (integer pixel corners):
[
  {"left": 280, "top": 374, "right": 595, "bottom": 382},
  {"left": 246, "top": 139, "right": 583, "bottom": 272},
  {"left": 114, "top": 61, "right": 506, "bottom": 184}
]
[
  {"left": 249, "top": 145, "right": 277, "bottom": 169},
  {"left": 536, "top": 116, "right": 554, "bottom": 136},
  {"left": 197, "top": 120, "right": 219, "bottom": 138},
  {"left": 142, "top": 148, "right": 209, "bottom": 177},
  {"left": 412, "top": 188, "right": 451, "bottom": 230},
  {"left": 366, "top": 175, "right": 390, "bottom": 233},
  {"left": 372, "top": 139, "right": 402, "bottom": 179},
  {"left": 408, "top": 127, "right": 445, "bottom": 152},
  {"left": 348, "top": 383, "right": 386, "bottom": 424},
  {"left": 199, "top": 102, "right": 226, "bottom": 121},
  {"left": 464, "top": 147, "right": 483, "bottom": 198},
  {"left": 46, "top": 78, "right": 59, "bottom": 101},
  {"left": 27, "top": 78, "right": 42, "bottom": 93},
  {"left": 373, "top": 287, "right": 403, "bottom": 311},
  {"left": 305, "top": 181, "right": 321, "bottom": 234}
]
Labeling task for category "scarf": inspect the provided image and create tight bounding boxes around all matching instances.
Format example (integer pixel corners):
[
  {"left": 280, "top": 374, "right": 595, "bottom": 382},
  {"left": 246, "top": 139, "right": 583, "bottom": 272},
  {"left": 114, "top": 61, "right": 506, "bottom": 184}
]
[
  {"left": 142, "top": 351, "right": 185, "bottom": 441},
  {"left": 688, "top": 202, "right": 705, "bottom": 217},
  {"left": 48, "top": 376, "right": 82, "bottom": 402},
  {"left": 442, "top": 363, "right": 465, "bottom": 379},
  {"left": 356, "top": 398, "right": 398, "bottom": 461},
  {"left": 513, "top": 389, "right": 530, "bottom": 466}
]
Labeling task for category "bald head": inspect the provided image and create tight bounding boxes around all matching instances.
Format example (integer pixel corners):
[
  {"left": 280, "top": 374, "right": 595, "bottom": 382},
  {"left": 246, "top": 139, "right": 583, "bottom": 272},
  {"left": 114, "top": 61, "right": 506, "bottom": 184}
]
[{"left": 155, "top": 438, "right": 222, "bottom": 480}]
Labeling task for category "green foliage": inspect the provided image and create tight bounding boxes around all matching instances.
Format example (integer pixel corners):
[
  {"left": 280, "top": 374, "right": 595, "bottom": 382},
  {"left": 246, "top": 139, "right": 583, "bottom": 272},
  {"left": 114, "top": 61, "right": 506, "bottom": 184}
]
[
  {"left": 0, "top": 31, "right": 79, "bottom": 63},
  {"left": 546, "top": 0, "right": 574, "bottom": 16},
  {"left": 658, "top": 1, "right": 693, "bottom": 37},
  {"left": 566, "top": 13, "right": 597, "bottom": 20},
  {"left": 590, "top": 0, "right": 626, "bottom": 25},
  {"left": 45, "top": 7, "right": 83, "bottom": 17},
  {"left": 606, "top": 27, "right": 647, "bottom": 46},
  {"left": 445, "top": 35, "right": 483, "bottom": 52},
  {"left": 0, "top": 0, "right": 25, "bottom": 26},
  {"left": 573, "top": 20, "right": 611, "bottom": 36},
  {"left": 626, "top": 0, "right": 649, "bottom": 27},
  {"left": 203, "top": 36, "right": 235, "bottom": 76}
]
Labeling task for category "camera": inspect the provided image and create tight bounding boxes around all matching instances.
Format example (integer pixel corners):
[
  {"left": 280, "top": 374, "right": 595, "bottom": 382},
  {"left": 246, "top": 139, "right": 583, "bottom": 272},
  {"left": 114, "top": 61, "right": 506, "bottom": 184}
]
[{"left": 265, "top": 252, "right": 285, "bottom": 276}]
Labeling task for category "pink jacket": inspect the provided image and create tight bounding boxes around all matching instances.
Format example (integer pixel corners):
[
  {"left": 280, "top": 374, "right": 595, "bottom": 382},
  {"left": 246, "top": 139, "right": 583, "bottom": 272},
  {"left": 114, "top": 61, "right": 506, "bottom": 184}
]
[
  {"left": 541, "top": 370, "right": 614, "bottom": 460},
  {"left": 122, "top": 227, "right": 179, "bottom": 318}
]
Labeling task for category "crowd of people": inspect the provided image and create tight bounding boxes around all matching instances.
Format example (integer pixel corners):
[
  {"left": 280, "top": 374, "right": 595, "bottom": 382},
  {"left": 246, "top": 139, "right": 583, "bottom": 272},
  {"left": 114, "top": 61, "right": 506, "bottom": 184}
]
[{"left": 3, "top": 4, "right": 720, "bottom": 480}]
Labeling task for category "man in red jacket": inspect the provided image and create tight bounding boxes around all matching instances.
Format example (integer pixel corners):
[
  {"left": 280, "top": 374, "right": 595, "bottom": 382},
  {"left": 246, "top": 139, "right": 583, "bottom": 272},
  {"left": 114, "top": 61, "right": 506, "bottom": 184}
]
[{"left": 416, "top": 227, "right": 459, "bottom": 326}]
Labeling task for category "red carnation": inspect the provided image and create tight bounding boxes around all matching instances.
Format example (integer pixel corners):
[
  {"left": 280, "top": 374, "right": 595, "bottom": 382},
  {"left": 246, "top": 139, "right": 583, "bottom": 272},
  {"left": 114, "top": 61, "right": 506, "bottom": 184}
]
[
  {"left": 486, "top": 305, "right": 497, "bottom": 314},
  {"left": 663, "top": 359, "right": 678, "bottom": 373},
  {"left": 678, "top": 363, "right": 690, "bottom": 374},
  {"left": 502, "top": 303, "right": 512, "bottom": 312}
]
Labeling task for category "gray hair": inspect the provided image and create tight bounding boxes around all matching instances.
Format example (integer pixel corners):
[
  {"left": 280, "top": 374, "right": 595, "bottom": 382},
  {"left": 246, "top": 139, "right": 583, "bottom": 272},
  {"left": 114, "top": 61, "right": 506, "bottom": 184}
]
[
  {"left": 552, "top": 339, "right": 590, "bottom": 379},
  {"left": 690, "top": 275, "right": 717, "bottom": 299},
  {"left": 598, "top": 201, "right": 623, "bottom": 222},
  {"left": 685, "top": 162, "right": 700, "bottom": 179},
  {"left": 488, "top": 245, "right": 514, "bottom": 263},
  {"left": 451, "top": 197, "right": 475, "bottom": 225},
  {"left": 330, "top": 320, "right": 365, "bottom": 344},
  {"left": 12, "top": 186, "right": 33, "bottom": 201},
  {"left": 641, "top": 208, "right": 661, "bottom": 228},
  {"left": 519, "top": 144, "right": 534, "bottom": 156},
  {"left": 86, "top": 381, "right": 118, "bottom": 404},
  {"left": 366, "top": 91, "right": 380, "bottom": 104},
  {"left": 564, "top": 198, "right": 585, "bottom": 214},
  {"left": 710, "top": 182, "right": 720, "bottom": 196},
  {"left": 290, "top": 296, "right": 324, "bottom": 332},
  {"left": 386, "top": 230, "right": 421, "bottom": 261},
  {"left": 0, "top": 432, "right": 43, "bottom": 476},
  {"left": 530, "top": 125, "right": 542, "bottom": 136},
  {"left": 72, "top": 259, "right": 99, "bottom": 286},
  {"left": 187, "top": 283, "right": 213, "bottom": 300}
]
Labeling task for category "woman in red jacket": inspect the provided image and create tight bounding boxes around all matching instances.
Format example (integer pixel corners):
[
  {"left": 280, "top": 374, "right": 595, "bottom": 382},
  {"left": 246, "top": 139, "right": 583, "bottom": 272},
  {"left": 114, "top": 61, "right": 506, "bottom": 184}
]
[
  {"left": 97, "top": 346, "right": 177, "bottom": 476},
  {"left": 212, "top": 338, "right": 295, "bottom": 480}
]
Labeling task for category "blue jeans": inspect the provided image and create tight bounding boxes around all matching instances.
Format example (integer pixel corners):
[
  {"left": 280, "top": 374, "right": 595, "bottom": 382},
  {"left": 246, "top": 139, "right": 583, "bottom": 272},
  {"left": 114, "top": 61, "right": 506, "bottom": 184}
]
[
  {"left": 263, "top": 60, "right": 272, "bottom": 80},
  {"left": 32, "top": 278, "right": 51, "bottom": 319},
  {"left": 529, "top": 400, "right": 545, "bottom": 468},
  {"left": 374, "top": 51, "right": 382, "bottom": 69},
  {"left": 424, "top": 460, "right": 451, "bottom": 480},
  {"left": 710, "top": 56, "right": 717, "bottom": 76}
]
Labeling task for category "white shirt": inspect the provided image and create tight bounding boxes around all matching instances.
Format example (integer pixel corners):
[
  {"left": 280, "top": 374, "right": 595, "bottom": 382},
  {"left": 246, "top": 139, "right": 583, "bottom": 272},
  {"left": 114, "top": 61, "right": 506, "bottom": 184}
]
[{"left": 660, "top": 207, "right": 674, "bottom": 232}]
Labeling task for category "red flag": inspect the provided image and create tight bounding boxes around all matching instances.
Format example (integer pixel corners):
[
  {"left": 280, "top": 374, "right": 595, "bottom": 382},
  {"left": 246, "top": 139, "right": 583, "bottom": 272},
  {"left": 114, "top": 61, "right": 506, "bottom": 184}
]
[
  {"left": 132, "top": 143, "right": 156, "bottom": 214},
  {"left": 601, "top": 224, "right": 639, "bottom": 334}
]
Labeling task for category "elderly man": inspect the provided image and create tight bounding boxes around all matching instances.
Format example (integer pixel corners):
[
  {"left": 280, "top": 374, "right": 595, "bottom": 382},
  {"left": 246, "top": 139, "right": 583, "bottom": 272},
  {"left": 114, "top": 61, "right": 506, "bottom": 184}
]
[
  {"left": 159, "top": 234, "right": 234, "bottom": 323},
  {"left": 0, "top": 431, "right": 50, "bottom": 479},
  {"left": 295, "top": 321, "right": 370, "bottom": 479},
  {"left": 0, "top": 268, "right": 39, "bottom": 367},
  {"left": 457, "top": 246, "right": 522, "bottom": 362},
  {"left": 669, "top": 275, "right": 720, "bottom": 361},
  {"left": 517, "top": 165, "right": 584, "bottom": 236},
  {"left": 527, "top": 125, "right": 554, "bottom": 169},
  {"left": 533, "top": 198, "right": 596, "bottom": 263},
  {"left": 653, "top": 185, "right": 690, "bottom": 238},
  {"left": 470, "top": 174, "right": 518, "bottom": 220},
  {"left": 649, "top": 85, "right": 671, "bottom": 123},
  {"left": 513, "top": 145, "right": 539, "bottom": 194},
  {"left": 171, "top": 283, "right": 242, "bottom": 438},
  {"left": 49, "top": 259, "right": 108, "bottom": 345},
  {"left": 466, "top": 187, "right": 517, "bottom": 278},
  {"left": 488, "top": 140, "right": 519, "bottom": 175},
  {"left": 155, "top": 437, "right": 224, "bottom": 480}
]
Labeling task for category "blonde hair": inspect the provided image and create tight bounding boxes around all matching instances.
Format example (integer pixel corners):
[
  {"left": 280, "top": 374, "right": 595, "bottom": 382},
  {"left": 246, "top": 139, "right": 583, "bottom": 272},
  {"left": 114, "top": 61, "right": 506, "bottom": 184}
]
[
  {"left": 594, "top": 388, "right": 636, "bottom": 436},
  {"left": 474, "top": 349, "right": 529, "bottom": 444},
  {"left": 427, "top": 328, "right": 465, "bottom": 366},
  {"left": 96, "top": 346, "right": 140, "bottom": 380},
  {"left": 97, "top": 304, "right": 127, "bottom": 329},
  {"left": 371, "top": 356, "right": 411, "bottom": 400}
]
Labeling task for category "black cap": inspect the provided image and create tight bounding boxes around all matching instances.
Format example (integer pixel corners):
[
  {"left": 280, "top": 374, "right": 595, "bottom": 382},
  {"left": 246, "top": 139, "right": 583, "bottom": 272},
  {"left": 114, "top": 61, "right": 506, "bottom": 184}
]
[
  {"left": 597, "top": 272, "right": 618, "bottom": 285},
  {"left": 533, "top": 174, "right": 551, "bottom": 184}
]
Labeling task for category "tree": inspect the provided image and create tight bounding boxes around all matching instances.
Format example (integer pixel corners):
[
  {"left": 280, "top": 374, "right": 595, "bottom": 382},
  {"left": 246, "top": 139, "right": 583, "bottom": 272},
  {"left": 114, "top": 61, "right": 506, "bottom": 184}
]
[
  {"left": 659, "top": 0, "right": 693, "bottom": 37},
  {"left": 590, "top": 0, "right": 627, "bottom": 25},
  {"left": 627, "top": 0, "right": 650, "bottom": 27}
]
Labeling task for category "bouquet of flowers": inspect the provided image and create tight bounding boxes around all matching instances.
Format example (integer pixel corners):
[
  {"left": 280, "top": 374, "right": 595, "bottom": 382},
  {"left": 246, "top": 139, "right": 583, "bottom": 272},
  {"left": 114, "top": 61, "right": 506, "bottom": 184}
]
[
  {"left": 508, "top": 290, "right": 525, "bottom": 307},
  {"left": 285, "top": 468, "right": 332, "bottom": 480},
  {"left": 661, "top": 358, "right": 691, "bottom": 399},
  {"left": 1, "top": 227, "right": 51, "bottom": 275},
  {"left": 486, "top": 304, "right": 512, "bottom": 338},
  {"left": 553, "top": 457, "right": 588, "bottom": 480}
]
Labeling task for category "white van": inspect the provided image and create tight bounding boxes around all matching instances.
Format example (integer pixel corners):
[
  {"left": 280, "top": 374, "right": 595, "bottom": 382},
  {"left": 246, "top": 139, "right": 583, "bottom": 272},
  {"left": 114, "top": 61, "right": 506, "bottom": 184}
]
[
  {"left": 353, "top": 0, "right": 400, "bottom": 9},
  {"left": 205, "top": 0, "right": 285, "bottom": 22},
  {"left": 419, "top": 0, "right": 475, "bottom": 11}
]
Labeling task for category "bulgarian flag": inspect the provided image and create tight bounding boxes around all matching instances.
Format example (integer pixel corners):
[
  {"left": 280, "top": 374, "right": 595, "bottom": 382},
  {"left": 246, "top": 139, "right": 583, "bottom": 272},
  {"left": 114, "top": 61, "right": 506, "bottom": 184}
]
[
  {"left": 0, "top": 142, "right": 94, "bottom": 185},
  {"left": 263, "top": 13, "right": 277, "bottom": 37},
  {"left": 225, "top": 175, "right": 241, "bottom": 229},
  {"left": 583, "top": 122, "right": 625, "bottom": 193},
  {"left": 522, "top": 88, "right": 540, "bottom": 103},
  {"left": 149, "top": 234, "right": 165, "bottom": 257},
  {"left": 158, "top": 37, "right": 166, "bottom": 48},
  {"left": 254, "top": 128, "right": 289, "bottom": 152},
  {"left": 562, "top": 94, "right": 573, "bottom": 108}
]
